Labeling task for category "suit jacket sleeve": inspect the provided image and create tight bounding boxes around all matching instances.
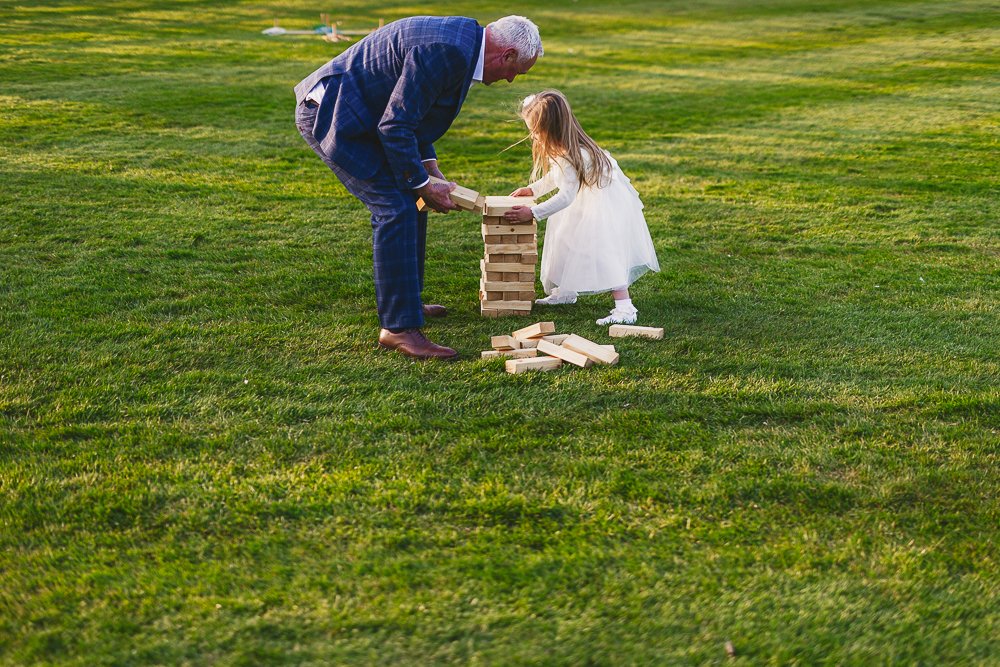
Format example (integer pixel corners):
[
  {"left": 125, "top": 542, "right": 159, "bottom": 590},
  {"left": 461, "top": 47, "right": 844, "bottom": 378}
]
[{"left": 378, "top": 44, "right": 465, "bottom": 190}]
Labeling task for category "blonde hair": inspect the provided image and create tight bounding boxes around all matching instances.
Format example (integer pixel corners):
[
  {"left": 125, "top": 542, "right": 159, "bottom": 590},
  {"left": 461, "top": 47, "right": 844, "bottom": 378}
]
[{"left": 520, "top": 90, "right": 612, "bottom": 190}]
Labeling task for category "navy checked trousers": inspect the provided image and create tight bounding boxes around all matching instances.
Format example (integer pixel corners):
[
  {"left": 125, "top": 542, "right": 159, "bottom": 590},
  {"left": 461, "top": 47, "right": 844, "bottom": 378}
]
[{"left": 296, "top": 101, "right": 428, "bottom": 330}]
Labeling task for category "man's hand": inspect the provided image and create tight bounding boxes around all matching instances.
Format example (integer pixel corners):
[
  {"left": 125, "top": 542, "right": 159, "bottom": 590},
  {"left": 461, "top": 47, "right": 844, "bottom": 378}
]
[
  {"left": 416, "top": 180, "right": 458, "bottom": 213},
  {"left": 509, "top": 187, "right": 534, "bottom": 197},
  {"left": 504, "top": 205, "right": 534, "bottom": 223},
  {"left": 424, "top": 159, "right": 446, "bottom": 182}
]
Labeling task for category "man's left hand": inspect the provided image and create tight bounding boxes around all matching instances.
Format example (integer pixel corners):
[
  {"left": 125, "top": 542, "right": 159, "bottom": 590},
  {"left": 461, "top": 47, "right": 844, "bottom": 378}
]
[{"left": 504, "top": 206, "right": 534, "bottom": 224}]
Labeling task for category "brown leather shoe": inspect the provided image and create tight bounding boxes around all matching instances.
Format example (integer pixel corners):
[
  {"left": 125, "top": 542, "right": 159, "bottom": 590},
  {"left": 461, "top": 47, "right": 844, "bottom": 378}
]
[
  {"left": 378, "top": 328, "right": 458, "bottom": 360},
  {"left": 422, "top": 304, "right": 447, "bottom": 318}
]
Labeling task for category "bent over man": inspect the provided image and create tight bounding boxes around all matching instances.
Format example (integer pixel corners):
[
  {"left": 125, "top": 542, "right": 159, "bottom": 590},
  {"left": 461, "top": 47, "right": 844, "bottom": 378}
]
[{"left": 294, "top": 15, "right": 543, "bottom": 359}]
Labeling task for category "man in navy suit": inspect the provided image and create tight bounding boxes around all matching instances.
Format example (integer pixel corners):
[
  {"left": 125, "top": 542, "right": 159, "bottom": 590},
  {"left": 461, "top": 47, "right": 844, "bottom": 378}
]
[{"left": 295, "top": 16, "right": 543, "bottom": 360}]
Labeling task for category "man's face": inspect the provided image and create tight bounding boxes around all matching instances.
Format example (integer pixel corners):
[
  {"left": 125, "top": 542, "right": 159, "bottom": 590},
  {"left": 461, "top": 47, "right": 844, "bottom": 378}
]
[{"left": 483, "top": 48, "right": 537, "bottom": 85}]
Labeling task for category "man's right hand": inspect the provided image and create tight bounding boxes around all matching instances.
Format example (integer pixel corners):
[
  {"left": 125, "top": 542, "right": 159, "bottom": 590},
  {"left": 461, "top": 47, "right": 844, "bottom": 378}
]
[{"left": 416, "top": 180, "right": 459, "bottom": 213}]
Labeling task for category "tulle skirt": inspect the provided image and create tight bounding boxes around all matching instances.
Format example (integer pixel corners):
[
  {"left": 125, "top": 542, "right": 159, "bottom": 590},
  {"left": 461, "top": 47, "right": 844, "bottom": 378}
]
[{"left": 540, "top": 158, "right": 659, "bottom": 296}]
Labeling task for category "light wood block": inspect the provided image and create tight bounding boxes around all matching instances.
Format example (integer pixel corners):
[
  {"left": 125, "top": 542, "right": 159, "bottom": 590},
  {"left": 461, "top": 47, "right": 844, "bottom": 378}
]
[
  {"left": 480, "top": 300, "right": 533, "bottom": 310},
  {"left": 483, "top": 234, "right": 503, "bottom": 244},
  {"left": 481, "top": 281, "right": 534, "bottom": 291},
  {"left": 483, "top": 262, "right": 536, "bottom": 273},
  {"left": 541, "top": 334, "right": 570, "bottom": 345},
  {"left": 562, "top": 334, "right": 620, "bottom": 365},
  {"left": 512, "top": 321, "right": 556, "bottom": 339},
  {"left": 484, "top": 242, "right": 536, "bottom": 254},
  {"left": 485, "top": 271, "right": 503, "bottom": 281},
  {"left": 482, "top": 347, "right": 537, "bottom": 359},
  {"left": 491, "top": 335, "right": 520, "bottom": 350},
  {"left": 518, "top": 338, "right": 539, "bottom": 349},
  {"left": 517, "top": 234, "right": 535, "bottom": 243},
  {"left": 608, "top": 324, "right": 664, "bottom": 340},
  {"left": 484, "top": 195, "right": 536, "bottom": 217},
  {"left": 426, "top": 175, "right": 481, "bottom": 211},
  {"left": 505, "top": 356, "right": 562, "bottom": 374},
  {"left": 483, "top": 223, "right": 537, "bottom": 235},
  {"left": 536, "top": 340, "right": 593, "bottom": 368},
  {"left": 520, "top": 272, "right": 534, "bottom": 281},
  {"left": 519, "top": 254, "right": 538, "bottom": 265}
]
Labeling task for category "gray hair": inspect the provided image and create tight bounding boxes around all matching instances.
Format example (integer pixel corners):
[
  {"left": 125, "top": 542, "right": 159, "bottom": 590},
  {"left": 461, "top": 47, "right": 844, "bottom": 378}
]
[{"left": 488, "top": 16, "right": 543, "bottom": 64}]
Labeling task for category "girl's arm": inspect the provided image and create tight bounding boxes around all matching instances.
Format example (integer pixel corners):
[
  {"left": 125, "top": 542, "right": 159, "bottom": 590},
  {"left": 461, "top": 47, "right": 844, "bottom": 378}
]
[
  {"left": 530, "top": 159, "right": 579, "bottom": 221},
  {"left": 526, "top": 169, "right": 558, "bottom": 198}
]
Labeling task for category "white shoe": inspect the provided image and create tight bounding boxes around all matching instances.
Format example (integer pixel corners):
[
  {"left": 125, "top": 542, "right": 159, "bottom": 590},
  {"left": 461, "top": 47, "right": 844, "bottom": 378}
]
[
  {"left": 596, "top": 307, "right": 637, "bottom": 325},
  {"left": 536, "top": 291, "right": 577, "bottom": 306}
]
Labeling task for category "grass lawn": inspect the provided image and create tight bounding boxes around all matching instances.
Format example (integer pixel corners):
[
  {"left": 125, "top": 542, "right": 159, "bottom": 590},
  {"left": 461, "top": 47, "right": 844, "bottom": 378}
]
[{"left": 1, "top": 0, "right": 998, "bottom": 663}]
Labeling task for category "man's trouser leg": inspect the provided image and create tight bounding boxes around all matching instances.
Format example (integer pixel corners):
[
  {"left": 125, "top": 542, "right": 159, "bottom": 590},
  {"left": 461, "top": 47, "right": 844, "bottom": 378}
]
[{"left": 296, "top": 103, "right": 424, "bottom": 330}]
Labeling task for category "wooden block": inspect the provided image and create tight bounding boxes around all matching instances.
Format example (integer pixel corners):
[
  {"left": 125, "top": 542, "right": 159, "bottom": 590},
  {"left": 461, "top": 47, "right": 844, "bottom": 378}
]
[
  {"left": 480, "top": 300, "right": 533, "bottom": 310},
  {"left": 484, "top": 243, "right": 536, "bottom": 254},
  {"left": 486, "top": 271, "right": 503, "bottom": 281},
  {"left": 483, "top": 196, "right": 536, "bottom": 217},
  {"left": 602, "top": 344, "right": 616, "bottom": 353},
  {"left": 491, "top": 335, "right": 520, "bottom": 350},
  {"left": 481, "top": 216, "right": 506, "bottom": 225},
  {"left": 536, "top": 340, "right": 593, "bottom": 368},
  {"left": 512, "top": 321, "right": 556, "bottom": 339},
  {"left": 562, "top": 334, "right": 620, "bottom": 365},
  {"left": 484, "top": 234, "right": 504, "bottom": 244},
  {"left": 485, "top": 291, "right": 503, "bottom": 301},
  {"left": 482, "top": 347, "right": 537, "bottom": 359},
  {"left": 481, "top": 308, "right": 500, "bottom": 318},
  {"left": 608, "top": 324, "right": 664, "bottom": 340},
  {"left": 481, "top": 281, "right": 534, "bottom": 292},
  {"left": 500, "top": 234, "right": 517, "bottom": 244},
  {"left": 502, "top": 272, "right": 520, "bottom": 281},
  {"left": 517, "top": 234, "right": 535, "bottom": 243},
  {"left": 503, "top": 291, "right": 521, "bottom": 301},
  {"left": 519, "top": 253, "right": 538, "bottom": 265},
  {"left": 519, "top": 272, "right": 534, "bottom": 281},
  {"left": 486, "top": 252, "right": 515, "bottom": 264},
  {"left": 474, "top": 194, "right": 485, "bottom": 212},
  {"left": 505, "top": 356, "right": 562, "bottom": 374},
  {"left": 541, "top": 333, "right": 570, "bottom": 345},
  {"left": 426, "top": 175, "right": 481, "bottom": 211},
  {"left": 483, "top": 262, "right": 535, "bottom": 273},
  {"left": 518, "top": 290, "right": 535, "bottom": 301},
  {"left": 518, "top": 337, "right": 539, "bottom": 349},
  {"left": 483, "top": 223, "right": 537, "bottom": 235}
]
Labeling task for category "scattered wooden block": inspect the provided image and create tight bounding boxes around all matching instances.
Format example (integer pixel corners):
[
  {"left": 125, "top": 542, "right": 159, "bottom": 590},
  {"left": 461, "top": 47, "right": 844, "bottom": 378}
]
[
  {"left": 482, "top": 347, "right": 537, "bottom": 359},
  {"left": 512, "top": 321, "right": 556, "bottom": 339},
  {"left": 541, "top": 333, "right": 570, "bottom": 345},
  {"left": 491, "top": 335, "right": 520, "bottom": 350},
  {"left": 536, "top": 340, "right": 593, "bottom": 368},
  {"left": 561, "top": 334, "right": 620, "bottom": 365},
  {"left": 483, "top": 195, "right": 536, "bottom": 217},
  {"left": 608, "top": 324, "right": 664, "bottom": 340},
  {"left": 518, "top": 338, "right": 539, "bottom": 349},
  {"left": 505, "top": 356, "right": 562, "bottom": 374}
]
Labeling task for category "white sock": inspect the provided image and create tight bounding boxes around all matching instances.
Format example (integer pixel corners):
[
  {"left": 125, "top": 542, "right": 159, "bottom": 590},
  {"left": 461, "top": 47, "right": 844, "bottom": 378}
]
[{"left": 615, "top": 298, "right": 635, "bottom": 311}]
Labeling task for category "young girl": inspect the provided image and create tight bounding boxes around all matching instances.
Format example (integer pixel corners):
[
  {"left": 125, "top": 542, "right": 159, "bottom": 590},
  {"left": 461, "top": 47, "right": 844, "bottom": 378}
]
[{"left": 504, "top": 90, "right": 659, "bottom": 325}]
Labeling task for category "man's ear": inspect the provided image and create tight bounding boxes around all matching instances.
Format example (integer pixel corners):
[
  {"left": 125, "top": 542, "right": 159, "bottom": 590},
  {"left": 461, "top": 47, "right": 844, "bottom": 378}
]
[{"left": 503, "top": 48, "right": 518, "bottom": 63}]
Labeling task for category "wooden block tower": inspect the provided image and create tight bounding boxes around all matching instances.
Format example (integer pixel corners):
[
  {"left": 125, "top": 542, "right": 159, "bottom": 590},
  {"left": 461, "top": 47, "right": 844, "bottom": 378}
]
[{"left": 479, "top": 196, "right": 537, "bottom": 318}]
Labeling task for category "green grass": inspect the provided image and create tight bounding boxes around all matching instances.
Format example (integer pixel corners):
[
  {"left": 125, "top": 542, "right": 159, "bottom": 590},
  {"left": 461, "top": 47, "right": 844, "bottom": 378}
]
[{"left": 1, "top": 0, "right": 998, "bottom": 663}]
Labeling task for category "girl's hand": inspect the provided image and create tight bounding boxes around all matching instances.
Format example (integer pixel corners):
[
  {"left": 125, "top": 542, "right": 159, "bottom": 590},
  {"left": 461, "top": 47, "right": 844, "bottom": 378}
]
[
  {"left": 509, "top": 187, "right": 534, "bottom": 197},
  {"left": 504, "top": 206, "right": 534, "bottom": 223}
]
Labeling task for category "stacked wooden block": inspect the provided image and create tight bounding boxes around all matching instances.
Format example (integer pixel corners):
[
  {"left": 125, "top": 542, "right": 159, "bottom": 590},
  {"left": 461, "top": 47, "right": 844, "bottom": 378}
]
[
  {"left": 479, "top": 196, "right": 538, "bottom": 318},
  {"left": 415, "top": 175, "right": 485, "bottom": 213}
]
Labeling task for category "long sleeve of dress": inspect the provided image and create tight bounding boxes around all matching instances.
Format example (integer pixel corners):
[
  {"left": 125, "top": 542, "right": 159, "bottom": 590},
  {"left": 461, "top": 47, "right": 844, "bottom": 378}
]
[{"left": 529, "top": 158, "right": 580, "bottom": 221}]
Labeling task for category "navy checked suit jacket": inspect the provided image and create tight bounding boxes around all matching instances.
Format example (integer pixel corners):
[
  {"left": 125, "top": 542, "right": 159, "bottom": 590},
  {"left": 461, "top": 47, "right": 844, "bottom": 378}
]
[{"left": 294, "top": 16, "right": 483, "bottom": 191}]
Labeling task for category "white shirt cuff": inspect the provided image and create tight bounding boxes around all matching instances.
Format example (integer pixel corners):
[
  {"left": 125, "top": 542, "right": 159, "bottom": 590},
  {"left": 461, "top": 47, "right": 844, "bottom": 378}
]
[{"left": 413, "top": 178, "right": 430, "bottom": 190}]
